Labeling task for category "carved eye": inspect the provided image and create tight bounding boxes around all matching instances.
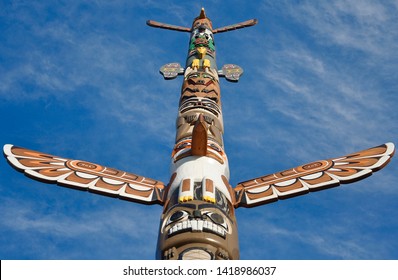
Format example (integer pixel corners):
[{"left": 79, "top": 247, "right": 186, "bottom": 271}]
[
  {"left": 176, "top": 142, "right": 189, "bottom": 150},
  {"left": 203, "top": 211, "right": 228, "bottom": 230},
  {"left": 167, "top": 210, "right": 189, "bottom": 225},
  {"left": 209, "top": 213, "right": 223, "bottom": 224},
  {"left": 210, "top": 143, "right": 221, "bottom": 152}
]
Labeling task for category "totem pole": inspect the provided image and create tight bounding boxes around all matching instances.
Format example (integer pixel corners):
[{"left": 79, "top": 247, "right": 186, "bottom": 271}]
[{"left": 3, "top": 9, "right": 395, "bottom": 260}]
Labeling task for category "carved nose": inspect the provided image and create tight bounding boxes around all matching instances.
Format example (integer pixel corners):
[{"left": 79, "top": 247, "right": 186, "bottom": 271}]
[{"left": 193, "top": 210, "right": 202, "bottom": 219}]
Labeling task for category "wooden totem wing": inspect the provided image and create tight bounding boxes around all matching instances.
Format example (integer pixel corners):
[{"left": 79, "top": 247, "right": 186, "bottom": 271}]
[
  {"left": 213, "top": 19, "right": 258, "bottom": 34},
  {"left": 3, "top": 144, "right": 165, "bottom": 205},
  {"left": 234, "top": 143, "right": 395, "bottom": 208},
  {"left": 146, "top": 20, "right": 191, "bottom": 33}
]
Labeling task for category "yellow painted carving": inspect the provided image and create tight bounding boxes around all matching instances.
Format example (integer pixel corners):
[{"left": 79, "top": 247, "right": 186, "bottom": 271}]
[
  {"left": 203, "top": 196, "right": 216, "bottom": 203},
  {"left": 196, "top": 46, "right": 207, "bottom": 58},
  {"left": 179, "top": 195, "right": 193, "bottom": 202},
  {"left": 203, "top": 59, "right": 211, "bottom": 68},
  {"left": 191, "top": 46, "right": 211, "bottom": 69},
  {"left": 192, "top": 59, "right": 200, "bottom": 69}
]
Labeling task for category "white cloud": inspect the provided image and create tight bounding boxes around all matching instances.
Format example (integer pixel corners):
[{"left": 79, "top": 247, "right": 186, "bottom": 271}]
[
  {"left": 0, "top": 195, "right": 161, "bottom": 259},
  {"left": 230, "top": 1, "right": 398, "bottom": 162},
  {"left": 281, "top": 0, "right": 398, "bottom": 55}
]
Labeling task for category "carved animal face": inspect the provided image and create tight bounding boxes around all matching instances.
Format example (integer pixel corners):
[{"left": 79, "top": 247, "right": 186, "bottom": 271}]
[
  {"left": 157, "top": 195, "right": 239, "bottom": 259},
  {"left": 162, "top": 203, "right": 231, "bottom": 239}
]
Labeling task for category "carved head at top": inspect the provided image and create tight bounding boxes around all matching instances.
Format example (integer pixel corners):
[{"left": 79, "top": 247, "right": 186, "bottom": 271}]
[{"left": 192, "top": 8, "right": 213, "bottom": 31}]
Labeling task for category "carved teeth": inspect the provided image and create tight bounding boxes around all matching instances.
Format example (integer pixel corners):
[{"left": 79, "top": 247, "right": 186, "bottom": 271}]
[
  {"left": 191, "top": 220, "right": 199, "bottom": 231},
  {"left": 198, "top": 220, "right": 204, "bottom": 231},
  {"left": 168, "top": 219, "right": 226, "bottom": 238}
]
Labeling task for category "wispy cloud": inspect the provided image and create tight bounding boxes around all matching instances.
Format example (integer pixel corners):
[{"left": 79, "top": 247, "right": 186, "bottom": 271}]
[
  {"left": 281, "top": 1, "right": 398, "bottom": 55},
  {"left": 237, "top": 199, "right": 398, "bottom": 260},
  {"left": 229, "top": 0, "right": 398, "bottom": 162},
  {"left": 0, "top": 195, "right": 161, "bottom": 259}
]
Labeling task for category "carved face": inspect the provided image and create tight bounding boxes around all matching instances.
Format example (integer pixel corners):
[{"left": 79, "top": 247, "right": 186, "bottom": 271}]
[
  {"left": 157, "top": 190, "right": 239, "bottom": 260},
  {"left": 162, "top": 203, "right": 231, "bottom": 239},
  {"left": 192, "top": 19, "right": 213, "bottom": 31}
]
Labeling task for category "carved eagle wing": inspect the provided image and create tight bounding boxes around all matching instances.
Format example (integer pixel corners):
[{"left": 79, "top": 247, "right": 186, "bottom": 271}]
[
  {"left": 3, "top": 144, "right": 165, "bottom": 205},
  {"left": 234, "top": 143, "right": 395, "bottom": 208}
]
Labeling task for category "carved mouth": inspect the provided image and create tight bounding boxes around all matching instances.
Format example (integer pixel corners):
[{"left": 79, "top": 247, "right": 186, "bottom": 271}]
[
  {"left": 179, "top": 98, "right": 221, "bottom": 116},
  {"left": 168, "top": 219, "right": 226, "bottom": 238}
]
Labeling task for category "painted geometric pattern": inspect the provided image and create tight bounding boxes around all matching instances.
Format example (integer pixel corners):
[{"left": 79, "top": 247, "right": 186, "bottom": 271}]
[
  {"left": 3, "top": 144, "right": 165, "bottom": 205},
  {"left": 234, "top": 143, "right": 395, "bottom": 208}
]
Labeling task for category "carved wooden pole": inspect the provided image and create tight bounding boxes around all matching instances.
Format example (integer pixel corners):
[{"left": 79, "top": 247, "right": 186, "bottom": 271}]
[
  {"left": 3, "top": 8, "right": 394, "bottom": 260},
  {"left": 153, "top": 8, "right": 248, "bottom": 260}
]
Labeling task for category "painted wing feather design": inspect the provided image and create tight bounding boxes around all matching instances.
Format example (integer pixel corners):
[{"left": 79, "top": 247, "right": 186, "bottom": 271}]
[
  {"left": 234, "top": 143, "right": 395, "bottom": 208},
  {"left": 3, "top": 144, "right": 165, "bottom": 205}
]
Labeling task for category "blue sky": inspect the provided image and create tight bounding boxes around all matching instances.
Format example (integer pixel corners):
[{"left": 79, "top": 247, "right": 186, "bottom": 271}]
[{"left": 0, "top": 0, "right": 397, "bottom": 260}]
